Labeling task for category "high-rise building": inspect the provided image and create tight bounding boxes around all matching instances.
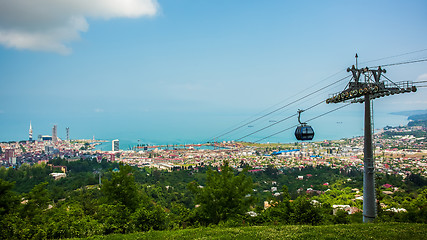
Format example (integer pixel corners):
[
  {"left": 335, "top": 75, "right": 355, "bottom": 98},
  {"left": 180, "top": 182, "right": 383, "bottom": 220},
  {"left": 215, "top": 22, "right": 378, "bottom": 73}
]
[
  {"left": 52, "top": 125, "right": 57, "bottom": 143},
  {"left": 29, "top": 121, "right": 33, "bottom": 141},
  {"left": 66, "top": 127, "right": 70, "bottom": 141},
  {"left": 112, "top": 139, "right": 119, "bottom": 151},
  {"left": 45, "top": 146, "right": 55, "bottom": 154},
  {"left": 5, "top": 149, "right": 15, "bottom": 165}
]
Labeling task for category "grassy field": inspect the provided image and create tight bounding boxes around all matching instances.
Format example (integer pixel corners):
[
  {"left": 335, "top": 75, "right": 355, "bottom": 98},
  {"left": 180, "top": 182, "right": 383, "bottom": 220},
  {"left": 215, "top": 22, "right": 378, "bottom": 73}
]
[{"left": 81, "top": 223, "right": 427, "bottom": 240}]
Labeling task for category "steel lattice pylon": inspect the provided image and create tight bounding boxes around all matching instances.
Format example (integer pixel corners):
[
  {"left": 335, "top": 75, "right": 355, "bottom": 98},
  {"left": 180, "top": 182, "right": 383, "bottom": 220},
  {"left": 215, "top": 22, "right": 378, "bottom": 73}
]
[{"left": 326, "top": 55, "right": 417, "bottom": 223}]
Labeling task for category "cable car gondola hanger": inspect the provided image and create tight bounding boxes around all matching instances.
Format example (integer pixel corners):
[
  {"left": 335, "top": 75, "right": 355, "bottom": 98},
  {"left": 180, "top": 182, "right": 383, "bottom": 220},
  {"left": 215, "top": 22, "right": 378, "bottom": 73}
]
[{"left": 295, "top": 109, "right": 315, "bottom": 141}]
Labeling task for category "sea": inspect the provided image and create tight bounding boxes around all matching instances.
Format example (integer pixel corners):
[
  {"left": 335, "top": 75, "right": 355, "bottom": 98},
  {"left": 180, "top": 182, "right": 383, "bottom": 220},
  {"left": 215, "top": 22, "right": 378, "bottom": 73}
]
[
  {"left": 93, "top": 111, "right": 409, "bottom": 151},
  {"left": 0, "top": 105, "right": 410, "bottom": 151}
]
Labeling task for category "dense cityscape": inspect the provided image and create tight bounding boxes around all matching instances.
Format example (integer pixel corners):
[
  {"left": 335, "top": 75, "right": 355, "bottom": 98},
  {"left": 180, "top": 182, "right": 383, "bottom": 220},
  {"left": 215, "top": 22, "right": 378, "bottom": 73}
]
[
  {"left": 2, "top": 119, "right": 426, "bottom": 177},
  {"left": 1, "top": 1, "right": 427, "bottom": 238},
  {"left": 1, "top": 117, "right": 426, "bottom": 239}
]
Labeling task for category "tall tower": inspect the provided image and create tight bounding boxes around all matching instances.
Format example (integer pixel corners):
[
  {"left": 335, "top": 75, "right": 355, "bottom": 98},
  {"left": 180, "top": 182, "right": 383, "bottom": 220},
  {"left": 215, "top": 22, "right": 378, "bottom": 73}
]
[
  {"left": 52, "top": 125, "right": 58, "bottom": 143},
  {"left": 66, "top": 127, "right": 70, "bottom": 141},
  {"left": 29, "top": 121, "right": 33, "bottom": 141}
]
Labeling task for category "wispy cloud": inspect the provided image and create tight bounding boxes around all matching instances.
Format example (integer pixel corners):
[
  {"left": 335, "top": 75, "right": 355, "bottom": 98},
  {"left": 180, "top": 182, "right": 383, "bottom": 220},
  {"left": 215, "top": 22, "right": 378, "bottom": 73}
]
[
  {"left": 0, "top": 0, "right": 159, "bottom": 54},
  {"left": 417, "top": 73, "right": 427, "bottom": 81},
  {"left": 94, "top": 108, "right": 104, "bottom": 113}
]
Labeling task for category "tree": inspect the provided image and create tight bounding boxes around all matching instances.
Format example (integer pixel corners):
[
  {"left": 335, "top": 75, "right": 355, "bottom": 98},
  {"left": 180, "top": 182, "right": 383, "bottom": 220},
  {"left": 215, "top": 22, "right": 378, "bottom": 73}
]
[
  {"left": 169, "top": 202, "right": 191, "bottom": 228},
  {"left": 407, "top": 174, "right": 427, "bottom": 188},
  {"left": 21, "top": 182, "right": 50, "bottom": 221},
  {"left": 0, "top": 179, "right": 19, "bottom": 215},
  {"left": 265, "top": 165, "right": 279, "bottom": 177},
  {"left": 7, "top": 182, "right": 52, "bottom": 239},
  {"left": 130, "top": 205, "right": 167, "bottom": 232},
  {"left": 261, "top": 185, "right": 292, "bottom": 224},
  {"left": 333, "top": 209, "right": 350, "bottom": 224},
  {"left": 97, "top": 203, "right": 131, "bottom": 234},
  {"left": 291, "top": 195, "right": 322, "bottom": 225},
  {"left": 46, "top": 203, "right": 102, "bottom": 239},
  {"left": 101, "top": 164, "right": 140, "bottom": 211},
  {"left": 188, "top": 161, "right": 254, "bottom": 224}
]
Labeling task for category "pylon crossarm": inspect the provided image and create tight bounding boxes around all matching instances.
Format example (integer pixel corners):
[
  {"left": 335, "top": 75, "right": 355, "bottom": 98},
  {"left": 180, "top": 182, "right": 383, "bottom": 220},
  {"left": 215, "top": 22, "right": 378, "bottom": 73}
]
[{"left": 326, "top": 67, "right": 416, "bottom": 104}]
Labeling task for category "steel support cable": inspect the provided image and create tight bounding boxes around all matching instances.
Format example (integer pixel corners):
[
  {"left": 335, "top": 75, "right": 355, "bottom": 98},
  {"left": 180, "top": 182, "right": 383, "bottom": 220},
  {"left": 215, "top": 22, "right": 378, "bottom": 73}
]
[
  {"left": 209, "top": 74, "right": 351, "bottom": 142},
  {"left": 414, "top": 80, "right": 427, "bottom": 88},
  {"left": 236, "top": 114, "right": 297, "bottom": 142},
  {"left": 252, "top": 69, "right": 348, "bottom": 113},
  {"left": 413, "top": 80, "right": 427, "bottom": 84},
  {"left": 254, "top": 102, "right": 353, "bottom": 143},
  {"left": 221, "top": 95, "right": 330, "bottom": 145},
  {"left": 207, "top": 51, "right": 425, "bottom": 144},
  {"left": 360, "top": 48, "right": 427, "bottom": 65},
  {"left": 235, "top": 100, "right": 325, "bottom": 141},
  {"left": 212, "top": 51, "right": 426, "bottom": 144},
  {"left": 381, "top": 75, "right": 401, "bottom": 89},
  {"left": 232, "top": 82, "right": 336, "bottom": 142},
  {"left": 369, "top": 58, "right": 427, "bottom": 68},
  {"left": 209, "top": 72, "right": 349, "bottom": 141}
]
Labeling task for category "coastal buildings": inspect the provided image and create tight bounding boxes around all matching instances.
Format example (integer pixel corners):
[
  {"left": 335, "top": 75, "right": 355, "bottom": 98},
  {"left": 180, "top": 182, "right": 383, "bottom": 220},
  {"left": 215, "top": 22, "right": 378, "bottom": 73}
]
[
  {"left": 5, "top": 149, "right": 15, "bottom": 165},
  {"left": 112, "top": 139, "right": 119, "bottom": 152},
  {"left": 52, "top": 125, "right": 58, "bottom": 143},
  {"left": 0, "top": 123, "right": 425, "bottom": 178}
]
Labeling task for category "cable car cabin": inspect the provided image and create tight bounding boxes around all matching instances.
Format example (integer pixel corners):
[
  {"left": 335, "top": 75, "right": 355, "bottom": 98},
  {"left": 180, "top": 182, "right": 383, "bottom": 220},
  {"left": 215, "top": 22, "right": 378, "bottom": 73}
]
[{"left": 295, "top": 125, "right": 314, "bottom": 141}]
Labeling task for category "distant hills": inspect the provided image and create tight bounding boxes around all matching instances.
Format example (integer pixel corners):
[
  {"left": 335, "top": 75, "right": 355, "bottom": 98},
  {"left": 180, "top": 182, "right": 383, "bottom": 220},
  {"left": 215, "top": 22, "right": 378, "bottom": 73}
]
[
  {"left": 391, "top": 109, "right": 427, "bottom": 117},
  {"left": 390, "top": 109, "right": 427, "bottom": 128},
  {"left": 408, "top": 113, "right": 427, "bottom": 121},
  {"left": 391, "top": 109, "right": 427, "bottom": 122}
]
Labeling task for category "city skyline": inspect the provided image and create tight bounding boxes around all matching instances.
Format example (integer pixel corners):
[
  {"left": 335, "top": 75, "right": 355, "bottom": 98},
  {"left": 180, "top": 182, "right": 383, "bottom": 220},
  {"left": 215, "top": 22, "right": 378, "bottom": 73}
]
[{"left": 1, "top": 1, "right": 427, "bottom": 142}]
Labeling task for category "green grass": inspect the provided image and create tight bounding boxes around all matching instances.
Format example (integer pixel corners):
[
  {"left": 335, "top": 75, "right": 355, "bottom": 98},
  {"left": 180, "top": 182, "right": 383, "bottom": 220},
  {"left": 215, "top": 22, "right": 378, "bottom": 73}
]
[{"left": 80, "top": 223, "right": 427, "bottom": 240}]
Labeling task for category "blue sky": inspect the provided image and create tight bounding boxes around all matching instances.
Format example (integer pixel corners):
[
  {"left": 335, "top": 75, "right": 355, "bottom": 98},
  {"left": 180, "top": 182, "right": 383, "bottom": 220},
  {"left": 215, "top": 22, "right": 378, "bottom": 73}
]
[{"left": 1, "top": 0, "right": 427, "bottom": 143}]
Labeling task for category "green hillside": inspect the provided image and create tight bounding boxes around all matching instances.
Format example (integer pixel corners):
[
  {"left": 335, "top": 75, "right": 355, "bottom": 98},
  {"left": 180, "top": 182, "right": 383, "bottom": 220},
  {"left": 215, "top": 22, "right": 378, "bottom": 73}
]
[
  {"left": 409, "top": 113, "right": 427, "bottom": 121},
  {"left": 82, "top": 223, "right": 426, "bottom": 240},
  {"left": 2, "top": 160, "right": 426, "bottom": 239}
]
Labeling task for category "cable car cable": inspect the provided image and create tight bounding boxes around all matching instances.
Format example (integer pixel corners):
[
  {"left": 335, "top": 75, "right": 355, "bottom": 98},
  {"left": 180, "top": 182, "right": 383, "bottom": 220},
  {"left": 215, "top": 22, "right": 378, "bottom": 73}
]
[
  {"left": 218, "top": 87, "right": 334, "bottom": 143},
  {"left": 359, "top": 48, "right": 427, "bottom": 65},
  {"left": 209, "top": 73, "right": 350, "bottom": 141},
  {"left": 369, "top": 58, "right": 427, "bottom": 68},
  {"left": 253, "top": 102, "right": 353, "bottom": 143},
  {"left": 413, "top": 80, "right": 427, "bottom": 84},
  {"left": 206, "top": 50, "right": 427, "bottom": 144},
  {"left": 209, "top": 74, "right": 351, "bottom": 142},
  {"left": 235, "top": 100, "right": 324, "bottom": 141},
  {"left": 230, "top": 83, "right": 336, "bottom": 142}
]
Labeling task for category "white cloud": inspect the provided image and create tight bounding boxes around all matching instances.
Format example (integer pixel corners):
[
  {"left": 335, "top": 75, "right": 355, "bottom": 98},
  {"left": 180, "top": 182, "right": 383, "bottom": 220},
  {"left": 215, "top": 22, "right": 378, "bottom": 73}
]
[
  {"left": 0, "top": 0, "right": 158, "bottom": 54},
  {"left": 417, "top": 73, "right": 427, "bottom": 81},
  {"left": 94, "top": 108, "right": 104, "bottom": 113}
]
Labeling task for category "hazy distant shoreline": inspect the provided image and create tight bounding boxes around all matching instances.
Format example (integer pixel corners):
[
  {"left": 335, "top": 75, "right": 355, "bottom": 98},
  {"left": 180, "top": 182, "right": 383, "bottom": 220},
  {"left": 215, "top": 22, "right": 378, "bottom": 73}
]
[{"left": 390, "top": 109, "right": 427, "bottom": 118}]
